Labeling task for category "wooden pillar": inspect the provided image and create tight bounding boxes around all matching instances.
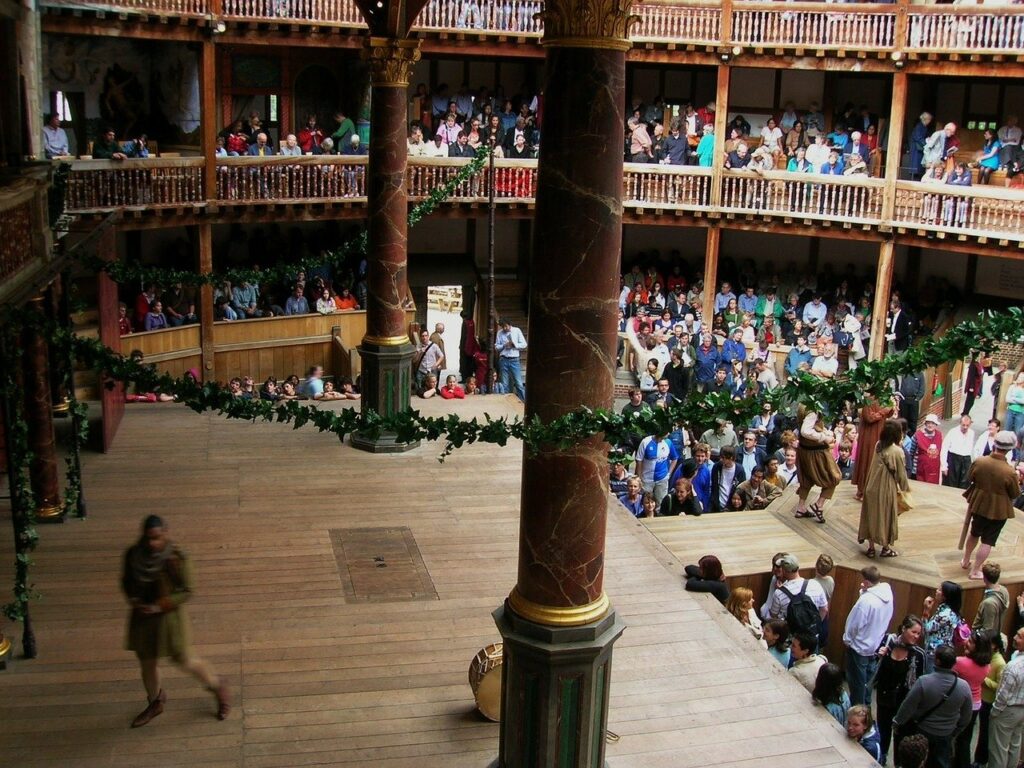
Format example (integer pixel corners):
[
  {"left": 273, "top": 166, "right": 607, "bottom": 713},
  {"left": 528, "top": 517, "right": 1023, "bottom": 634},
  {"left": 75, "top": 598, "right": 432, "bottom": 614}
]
[
  {"left": 96, "top": 227, "right": 125, "bottom": 452},
  {"left": 21, "top": 296, "right": 63, "bottom": 522},
  {"left": 710, "top": 64, "right": 730, "bottom": 215},
  {"left": 351, "top": 38, "right": 422, "bottom": 453},
  {"left": 198, "top": 224, "right": 216, "bottom": 380},
  {"left": 702, "top": 225, "right": 721, "bottom": 321},
  {"left": 493, "top": 2, "right": 627, "bottom": 765},
  {"left": 869, "top": 240, "right": 895, "bottom": 360},
  {"left": 882, "top": 72, "right": 908, "bottom": 222},
  {"left": 200, "top": 40, "right": 218, "bottom": 202},
  {"left": 17, "top": 1, "right": 42, "bottom": 159}
]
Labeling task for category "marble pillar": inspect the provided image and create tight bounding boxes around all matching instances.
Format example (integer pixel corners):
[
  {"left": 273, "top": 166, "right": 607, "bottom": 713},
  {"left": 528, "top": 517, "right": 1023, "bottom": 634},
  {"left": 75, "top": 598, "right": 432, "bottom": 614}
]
[
  {"left": 494, "top": 2, "right": 633, "bottom": 765},
  {"left": 22, "top": 296, "right": 63, "bottom": 522},
  {"left": 352, "top": 38, "right": 422, "bottom": 454}
]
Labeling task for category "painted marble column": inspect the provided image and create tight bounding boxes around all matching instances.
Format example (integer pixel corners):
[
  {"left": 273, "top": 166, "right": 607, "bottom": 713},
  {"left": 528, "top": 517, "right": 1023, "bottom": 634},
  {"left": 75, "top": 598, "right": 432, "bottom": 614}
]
[
  {"left": 352, "top": 38, "right": 421, "bottom": 454},
  {"left": 493, "top": 1, "right": 633, "bottom": 765},
  {"left": 22, "top": 296, "right": 63, "bottom": 522}
]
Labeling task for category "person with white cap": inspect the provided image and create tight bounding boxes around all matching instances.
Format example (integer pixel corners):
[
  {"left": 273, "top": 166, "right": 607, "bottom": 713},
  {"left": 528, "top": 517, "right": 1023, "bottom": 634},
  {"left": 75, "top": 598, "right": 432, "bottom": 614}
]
[
  {"left": 960, "top": 430, "right": 1020, "bottom": 580},
  {"left": 913, "top": 413, "right": 944, "bottom": 484}
]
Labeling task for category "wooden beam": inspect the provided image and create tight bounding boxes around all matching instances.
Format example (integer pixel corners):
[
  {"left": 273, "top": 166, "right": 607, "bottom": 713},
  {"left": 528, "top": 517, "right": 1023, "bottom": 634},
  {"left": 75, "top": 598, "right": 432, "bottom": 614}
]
[
  {"left": 710, "top": 64, "right": 730, "bottom": 215},
  {"left": 200, "top": 40, "right": 218, "bottom": 202},
  {"left": 881, "top": 72, "right": 907, "bottom": 222},
  {"left": 869, "top": 240, "right": 895, "bottom": 361},
  {"left": 197, "top": 223, "right": 215, "bottom": 380},
  {"left": 702, "top": 225, "right": 720, "bottom": 323}
]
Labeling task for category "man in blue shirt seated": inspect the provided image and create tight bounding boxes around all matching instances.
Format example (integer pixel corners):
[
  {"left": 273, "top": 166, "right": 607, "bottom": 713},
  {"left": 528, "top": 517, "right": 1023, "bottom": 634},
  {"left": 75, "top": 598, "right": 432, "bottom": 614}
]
[{"left": 738, "top": 286, "right": 758, "bottom": 315}]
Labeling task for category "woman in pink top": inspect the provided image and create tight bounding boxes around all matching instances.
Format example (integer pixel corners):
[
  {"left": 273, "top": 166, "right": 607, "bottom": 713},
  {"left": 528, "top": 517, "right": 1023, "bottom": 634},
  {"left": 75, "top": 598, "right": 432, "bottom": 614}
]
[{"left": 953, "top": 629, "right": 994, "bottom": 768}]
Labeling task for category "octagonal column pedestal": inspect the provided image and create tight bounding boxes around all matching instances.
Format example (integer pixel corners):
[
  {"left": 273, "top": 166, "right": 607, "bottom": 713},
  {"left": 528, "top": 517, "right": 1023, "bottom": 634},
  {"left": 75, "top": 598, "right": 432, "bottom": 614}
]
[
  {"left": 351, "top": 36, "right": 422, "bottom": 454},
  {"left": 488, "top": 603, "right": 624, "bottom": 768}
]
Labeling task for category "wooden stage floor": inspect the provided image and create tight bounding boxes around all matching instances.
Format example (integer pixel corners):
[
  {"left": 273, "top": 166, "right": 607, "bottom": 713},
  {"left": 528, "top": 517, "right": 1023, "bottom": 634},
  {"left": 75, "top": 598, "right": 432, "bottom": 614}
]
[
  {"left": 644, "top": 480, "right": 1024, "bottom": 586},
  {"left": 0, "top": 398, "right": 875, "bottom": 767}
]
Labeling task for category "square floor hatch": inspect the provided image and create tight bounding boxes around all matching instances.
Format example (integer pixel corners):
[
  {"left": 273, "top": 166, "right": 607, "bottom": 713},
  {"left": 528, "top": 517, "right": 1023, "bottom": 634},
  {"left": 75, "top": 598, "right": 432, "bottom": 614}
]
[{"left": 330, "top": 527, "right": 439, "bottom": 602}]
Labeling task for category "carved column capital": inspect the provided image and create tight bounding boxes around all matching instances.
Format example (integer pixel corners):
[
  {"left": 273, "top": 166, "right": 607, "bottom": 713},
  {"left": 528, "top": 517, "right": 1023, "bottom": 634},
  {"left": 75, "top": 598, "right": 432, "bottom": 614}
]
[
  {"left": 361, "top": 37, "right": 422, "bottom": 88},
  {"left": 538, "top": 0, "right": 639, "bottom": 51}
]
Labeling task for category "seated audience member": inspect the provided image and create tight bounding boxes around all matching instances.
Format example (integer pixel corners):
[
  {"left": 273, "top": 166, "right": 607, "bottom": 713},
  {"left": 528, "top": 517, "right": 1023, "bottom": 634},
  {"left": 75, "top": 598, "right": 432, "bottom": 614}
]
[
  {"left": 684, "top": 555, "right": 729, "bottom": 604},
  {"left": 279, "top": 134, "right": 302, "bottom": 156},
  {"left": 297, "top": 114, "right": 324, "bottom": 154},
  {"left": 486, "top": 370, "right": 507, "bottom": 394},
  {"left": 640, "top": 493, "right": 659, "bottom": 519},
  {"left": 726, "top": 587, "right": 765, "bottom": 646},
  {"left": 143, "top": 300, "right": 168, "bottom": 332},
  {"left": 846, "top": 705, "right": 883, "bottom": 763},
  {"left": 439, "top": 374, "right": 466, "bottom": 399},
  {"left": 247, "top": 133, "right": 275, "bottom": 156},
  {"left": 342, "top": 134, "right": 368, "bottom": 157},
  {"left": 337, "top": 377, "right": 360, "bottom": 400},
  {"left": 314, "top": 137, "right": 335, "bottom": 156},
  {"left": 316, "top": 288, "right": 337, "bottom": 315},
  {"left": 820, "top": 151, "right": 844, "bottom": 175},
  {"left": 278, "top": 381, "right": 301, "bottom": 401},
  {"left": 660, "top": 477, "right": 702, "bottom": 516},
  {"left": 618, "top": 477, "right": 644, "bottom": 518},
  {"left": 318, "top": 380, "right": 345, "bottom": 401},
  {"left": 813, "top": 663, "right": 852, "bottom": 726},
  {"left": 227, "top": 378, "right": 245, "bottom": 398},
  {"left": 285, "top": 285, "right": 310, "bottom": 315},
  {"left": 464, "top": 374, "right": 481, "bottom": 395},
  {"left": 299, "top": 366, "right": 325, "bottom": 399},
  {"left": 43, "top": 114, "right": 70, "bottom": 158},
  {"left": 725, "top": 142, "right": 751, "bottom": 169},
  {"left": 122, "top": 134, "right": 150, "bottom": 158},
  {"left": 93, "top": 127, "right": 127, "bottom": 160},
  {"left": 790, "top": 631, "right": 828, "bottom": 693},
  {"left": 118, "top": 302, "right": 133, "bottom": 336},
  {"left": 260, "top": 377, "right": 280, "bottom": 401},
  {"left": 737, "top": 466, "right": 782, "bottom": 510},
  {"left": 124, "top": 350, "right": 174, "bottom": 403},
  {"left": 239, "top": 376, "right": 258, "bottom": 400},
  {"left": 448, "top": 130, "right": 476, "bottom": 158},
  {"left": 811, "top": 343, "right": 839, "bottom": 379},
  {"left": 416, "top": 373, "right": 438, "bottom": 399},
  {"left": 231, "top": 280, "right": 260, "bottom": 320},
  {"left": 610, "top": 461, "right": 632, "bottom": 496},
  {"left": 334, "top": 287, "right": 359, "bottom": 310},
  {"left": 764, "top": 619, "right": 792, "bottom": 667}
]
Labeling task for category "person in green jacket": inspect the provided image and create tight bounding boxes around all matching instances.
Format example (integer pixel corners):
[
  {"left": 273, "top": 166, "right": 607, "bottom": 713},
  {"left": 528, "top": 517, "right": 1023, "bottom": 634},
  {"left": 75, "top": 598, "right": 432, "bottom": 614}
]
[
  {"left": 122, "top": 514, "right": 230, "bottom": 727},
  {"left": 755, "top": 287, "right": 785, "bottom": 329},
  {"left": 330, "top": 109, "right": 356, "bottom": 153},
  {"left": 695, "top": 124, "right": 715, "bottom": 167}
]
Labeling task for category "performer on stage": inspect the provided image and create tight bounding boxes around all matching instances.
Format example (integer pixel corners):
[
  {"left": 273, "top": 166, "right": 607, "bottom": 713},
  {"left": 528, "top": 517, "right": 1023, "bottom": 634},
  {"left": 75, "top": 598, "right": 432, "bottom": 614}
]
[
  {"left": 853, "top": 399, "right": 896, "bottom": 501},
  {"left": 960, "top": 431, "right": 1020, "bottom": 580},
  {"left": 794, "top": 407, "right": 842, "bottom": 524}
]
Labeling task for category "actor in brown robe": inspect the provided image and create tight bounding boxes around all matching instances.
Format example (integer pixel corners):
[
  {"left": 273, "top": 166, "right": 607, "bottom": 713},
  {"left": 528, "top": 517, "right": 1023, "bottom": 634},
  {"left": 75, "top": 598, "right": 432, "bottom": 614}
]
[{"left": 853, "top": 400, "right": 895, "bottom": 500}]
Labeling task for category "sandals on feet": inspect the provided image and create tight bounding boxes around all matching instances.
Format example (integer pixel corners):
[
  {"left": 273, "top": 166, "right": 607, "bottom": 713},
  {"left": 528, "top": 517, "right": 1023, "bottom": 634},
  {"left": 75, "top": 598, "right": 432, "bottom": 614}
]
[
  {"left": 794, "top": 510, "right": 813, "bottom": 519},
  {"left": 811, "top": 504, "right": 826, "bottom": 524},
  {"left": 880, "top": 547, "right": 899, "bottom": 558},
  {"left": 866, "top": 548, "right": 876, "bottom": 558}
]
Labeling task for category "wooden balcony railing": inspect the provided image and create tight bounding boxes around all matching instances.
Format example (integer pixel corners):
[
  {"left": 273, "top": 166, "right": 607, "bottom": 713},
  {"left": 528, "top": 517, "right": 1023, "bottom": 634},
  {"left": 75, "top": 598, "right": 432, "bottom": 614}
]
[
  {"left": 40, "top": 0, "right": 1024, "bottom": 57},
  {"left": 65, "top": 158, "right": 205, "bottom": 211},
  {"left": 720, "top": 170, "right": 885, "bottom": 225},
  {"left": 731, "top": 2, "right": 895, "bottom": 51},
  {"left": 58, "top": 156, "right": 1024, "bottom": 245},
  {"left": 892, "top": 181, "right": 1024, "bottom": 239},
  {"left": 906, "top": 7, "right": 1024, "bottom": 55},
  {"left": 623, "top": 163, "right": 713, "bottom": 210},
  {"left": 216, "top": 156, "right": 368, "bottom": 202}
]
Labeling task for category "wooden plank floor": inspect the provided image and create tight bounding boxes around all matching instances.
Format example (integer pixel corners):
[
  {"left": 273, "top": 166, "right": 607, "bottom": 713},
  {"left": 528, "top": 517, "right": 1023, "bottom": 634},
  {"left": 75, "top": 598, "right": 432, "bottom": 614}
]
[
  {"left": 0, "top": 398, "right": 874, "bottom": 767},
  {"left": 644, "top": 480, "right": 1024, "bottom": 584}
]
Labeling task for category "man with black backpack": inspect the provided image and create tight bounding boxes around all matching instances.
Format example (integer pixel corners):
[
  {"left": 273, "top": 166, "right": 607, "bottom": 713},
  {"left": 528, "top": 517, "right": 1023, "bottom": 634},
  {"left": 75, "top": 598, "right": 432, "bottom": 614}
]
[{"left": 760, "top": 554, "right": 828, "bottom": 641}]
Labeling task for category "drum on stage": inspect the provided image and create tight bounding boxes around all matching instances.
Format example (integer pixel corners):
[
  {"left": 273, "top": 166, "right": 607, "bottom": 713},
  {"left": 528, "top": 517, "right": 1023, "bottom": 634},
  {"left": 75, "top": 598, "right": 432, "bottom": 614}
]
[{"left": 468, "top": 642, "right": 504, "bottom": 721}]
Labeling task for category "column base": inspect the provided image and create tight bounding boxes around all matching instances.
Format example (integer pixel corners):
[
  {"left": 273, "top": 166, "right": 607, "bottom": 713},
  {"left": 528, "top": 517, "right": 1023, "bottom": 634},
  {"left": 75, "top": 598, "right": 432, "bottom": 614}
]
[
  {"left": 35, "top": 501, "right": 65, "bottom": 524},
  {"left": 349, "top": 432, "right": 421, "bottom": 454},
  {"left": 490, "top": 600, "right": 624, "bottom": 768},
  {"left": 0, "top": 632, "right": 11, "bottom": 670}
]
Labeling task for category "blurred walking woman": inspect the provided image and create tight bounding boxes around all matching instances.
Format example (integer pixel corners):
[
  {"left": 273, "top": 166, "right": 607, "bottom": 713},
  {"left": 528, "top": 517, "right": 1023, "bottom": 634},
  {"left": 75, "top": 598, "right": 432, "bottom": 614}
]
[
  {"left": 858, "top": 419, "right": 909, "bottom": 558},
  {"left": 793, "top": 406, "right": 842, "bottom": 524},
  {"left": 122, "top": 515, "right": 230, "bottom": 727}
]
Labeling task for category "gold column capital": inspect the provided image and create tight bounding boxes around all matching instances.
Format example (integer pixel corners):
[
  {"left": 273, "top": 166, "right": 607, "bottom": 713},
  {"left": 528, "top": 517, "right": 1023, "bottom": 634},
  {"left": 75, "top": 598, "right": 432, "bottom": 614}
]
[
  {"left": 361, "top": 37, "right": 422, "bottom": 88},
  {"left": 538, "top": 0, "right": 639, "bottom": 51}
]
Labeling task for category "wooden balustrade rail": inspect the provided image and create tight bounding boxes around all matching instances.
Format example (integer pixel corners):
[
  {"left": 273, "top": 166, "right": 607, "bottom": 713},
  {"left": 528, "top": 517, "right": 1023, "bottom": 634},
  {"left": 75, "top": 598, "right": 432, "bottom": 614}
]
[
  {"left": 623, "top": 163, "right": 713, "bottom": 210},
  {"left": 720, "top": 169, "right": 885, "bottom": 224},
  {"left": 56, "top": 157, "right": 1024, "bottom": 243},
  {"left": 906, "top": 7, "right": 1024, "bottom": 54},
  {"left": 892, "top": 180, "right": 1024, "bottom": 239},
  {"left": 39, "top": 0, "right": 1024, "bottom": 56},
  {"left": 731, "top": 2, "right": 895, "bottom": 51},
  {"left": 64, "top": 158, "right": 206, "bottom": 211},
  {"left": 216, "top": 156, "right": 368, "bottom": 202}
]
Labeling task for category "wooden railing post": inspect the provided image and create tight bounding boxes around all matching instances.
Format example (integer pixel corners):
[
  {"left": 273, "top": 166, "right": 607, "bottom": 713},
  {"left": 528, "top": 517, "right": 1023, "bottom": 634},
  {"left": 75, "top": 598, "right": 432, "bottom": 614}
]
[
  {"left": 893, "top": 0, "right": 909, "bottom": 56},
  {"left": 881, "top": 71, "right": 907, "bottom": 226},
  {"left": 721, "top": 0, "right": 734, "bottom": 47}
]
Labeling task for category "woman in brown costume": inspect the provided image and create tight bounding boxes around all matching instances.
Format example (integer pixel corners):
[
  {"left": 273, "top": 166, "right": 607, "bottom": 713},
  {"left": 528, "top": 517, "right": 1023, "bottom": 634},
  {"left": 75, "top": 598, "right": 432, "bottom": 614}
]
[
  {"left": 794, "top": 406, "right": 843, "bottom": 524},
  {"left": 858, "top": 419, "right": 909, "bottom": 558},
  {"left": 853, "top": 399, "right": 896, "bottom": 501},
  {"left": 122, "top": 514, "right": 230, "bottom": 727}
]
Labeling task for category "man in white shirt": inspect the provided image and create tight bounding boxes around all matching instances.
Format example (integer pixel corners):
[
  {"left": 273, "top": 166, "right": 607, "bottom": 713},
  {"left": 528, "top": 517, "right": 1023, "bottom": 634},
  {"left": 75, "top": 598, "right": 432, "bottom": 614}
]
[
  {"left": 811, "top": 344, "right": 839, "bottom": 379},
  {"left": 494, "top": 319, "right": 527, "bottom": 400},
  {"left": 843, "top": 566, "right": 894, "bottom": 707},
  {"left": 802, "top": 293, "right": 827, "bottom": 331},
  {"left": 755, "top": 359, "right": 779, "bottom": 390},
  {"left": 43, "top": 114, "right": 70, "bottom": 158},
  {"left": 989, "top": 628, "right": 1024, "bottom": 768},
  {"left": 941, "top": 414, "right": 976, "bottom": 489},
  {"left": 714, "top": 282, "right": 736, "bottom": 315},
  {"left": 778, "top": 447, "right": 798, "bottom": 486}
]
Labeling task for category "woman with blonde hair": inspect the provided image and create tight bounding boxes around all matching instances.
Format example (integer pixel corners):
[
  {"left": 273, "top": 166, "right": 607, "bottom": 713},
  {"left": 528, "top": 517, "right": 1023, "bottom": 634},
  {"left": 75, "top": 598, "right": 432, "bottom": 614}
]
[{"left": 726, "top": 587, "right": 766, "bottom": 647}]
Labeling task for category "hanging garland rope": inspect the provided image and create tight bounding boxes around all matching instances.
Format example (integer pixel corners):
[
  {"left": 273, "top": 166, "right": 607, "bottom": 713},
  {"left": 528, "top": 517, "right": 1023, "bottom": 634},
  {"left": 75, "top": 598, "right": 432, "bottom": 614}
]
[
  {"left": 52, "top": 306, "right": 1023, "bottom": 461},
  {"left": 72, "top": 148, "right": 492, "bottom": 289}
]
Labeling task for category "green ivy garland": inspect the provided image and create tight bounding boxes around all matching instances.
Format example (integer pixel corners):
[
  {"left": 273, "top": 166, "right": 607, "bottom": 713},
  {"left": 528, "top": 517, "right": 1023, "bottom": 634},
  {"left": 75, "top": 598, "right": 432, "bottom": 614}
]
[
  {"left": 60, "top": 306, "right": 1023, "bottom": 460},
  {"left": 74, "top": 148, "right": 492, "bottom": 289}
]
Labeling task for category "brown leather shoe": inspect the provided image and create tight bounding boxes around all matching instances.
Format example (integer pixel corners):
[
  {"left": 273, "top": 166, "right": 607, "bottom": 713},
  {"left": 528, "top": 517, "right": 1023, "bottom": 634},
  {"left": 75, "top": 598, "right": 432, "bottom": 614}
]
[
  {"left": 214, "top": 680, "right": 230, "bottom": 720},
  {"left": 131, "top": 689, "right": 166, "bottom": 728}
]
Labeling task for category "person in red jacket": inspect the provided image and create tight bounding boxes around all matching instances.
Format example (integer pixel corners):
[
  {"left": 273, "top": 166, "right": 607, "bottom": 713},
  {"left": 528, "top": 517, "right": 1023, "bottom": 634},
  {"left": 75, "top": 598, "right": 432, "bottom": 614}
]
[
  {"left": 913, "top": 413, "right": 943, "bottom": 484},
  {"left": 439, "top": 374, "right": 466, "bottom": 399},
  {"left": 297, "top": 114, "right": 324, "bottom": 154}
]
